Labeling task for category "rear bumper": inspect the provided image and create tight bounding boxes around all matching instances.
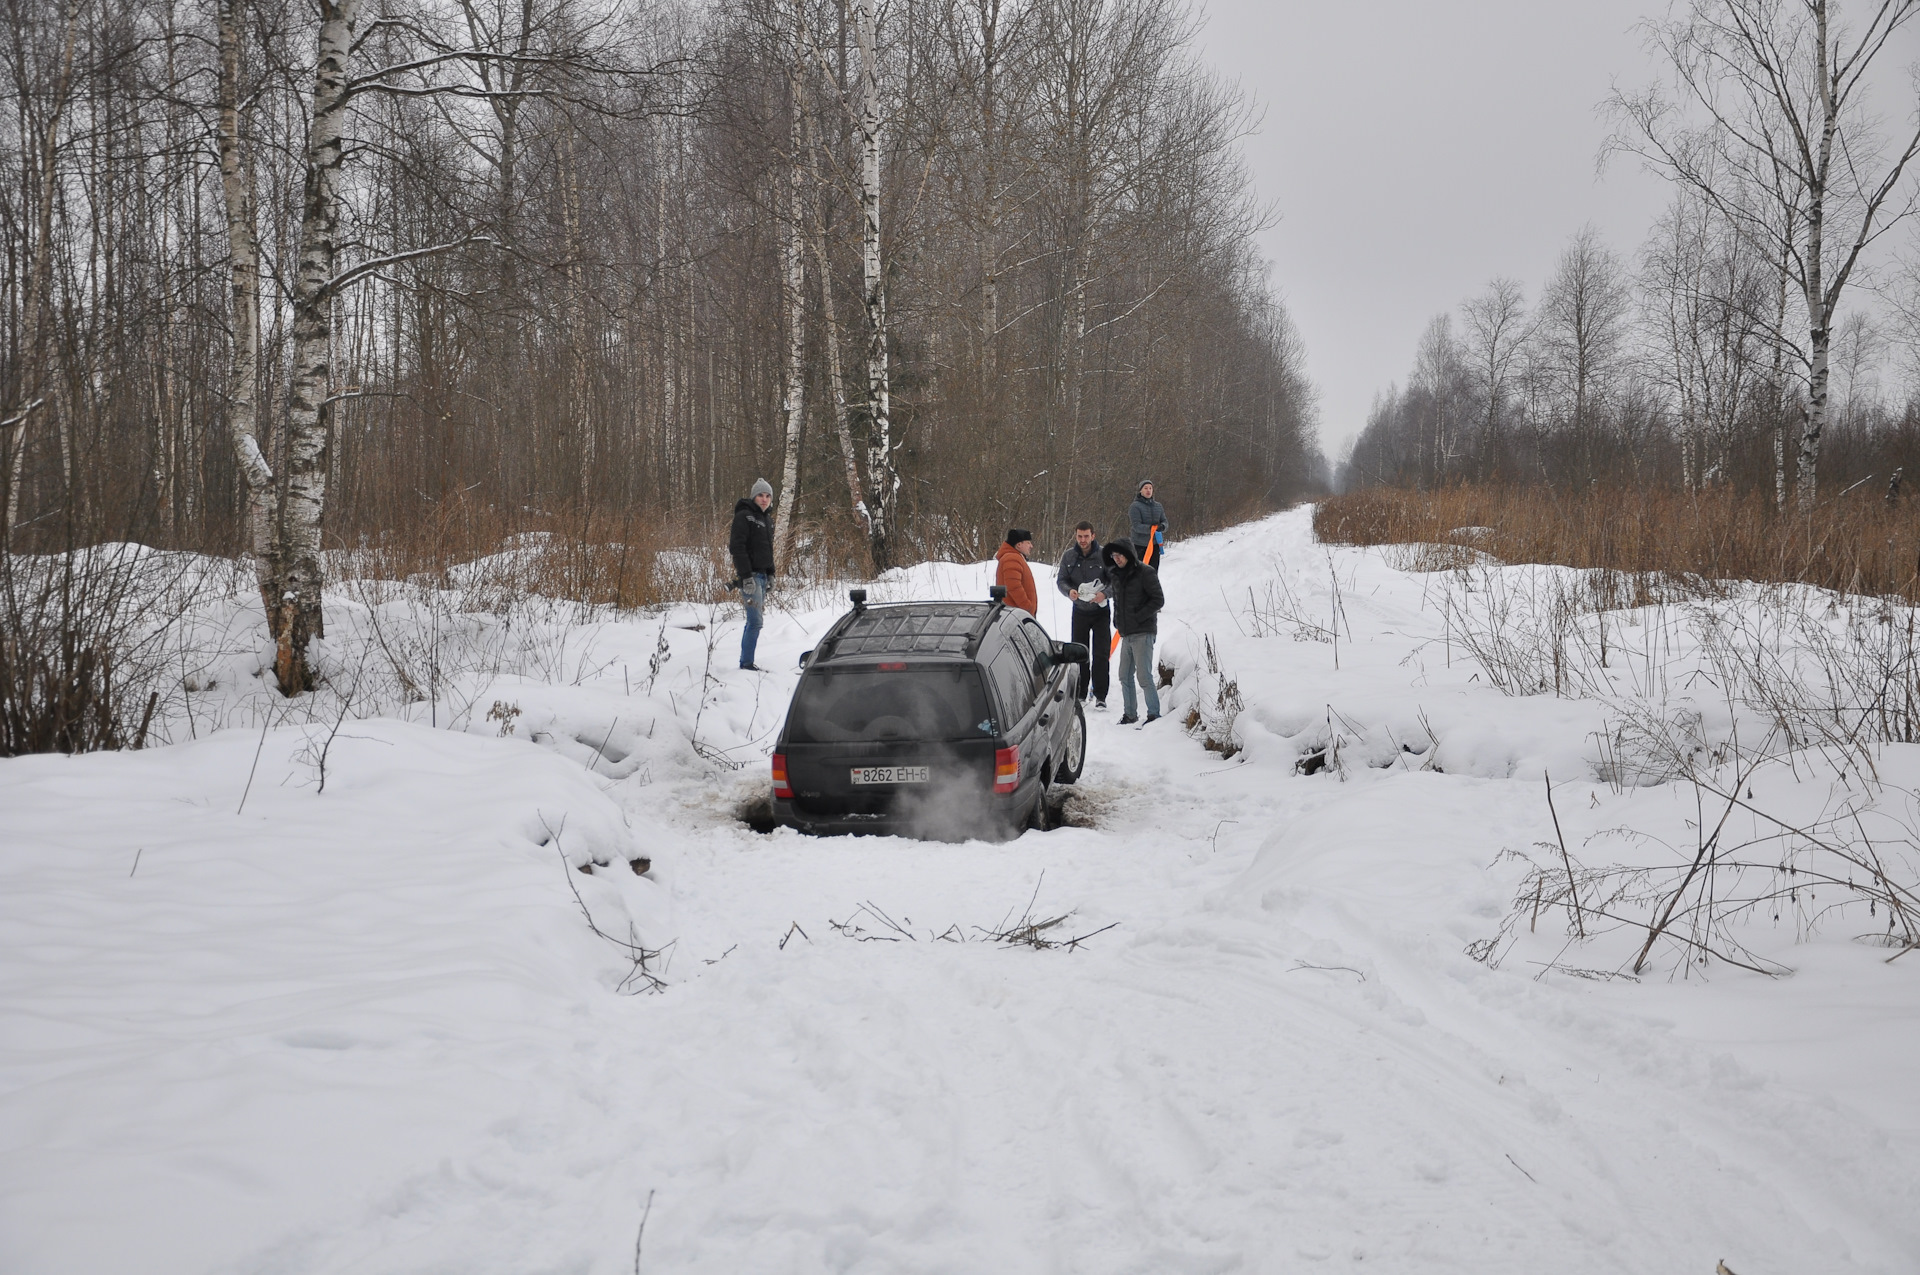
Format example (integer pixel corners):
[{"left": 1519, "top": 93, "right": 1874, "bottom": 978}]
[{"left": 771, "top": 789, "right": 1031, "bottom": 839}]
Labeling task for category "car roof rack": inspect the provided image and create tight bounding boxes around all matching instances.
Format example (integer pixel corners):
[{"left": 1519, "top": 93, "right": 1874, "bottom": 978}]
[
  {"left": 964, "top": 587, "right": 1008, "bottom": 659},
  {"left": 817, "top": 600, "right": 985, "bottom": 662}
]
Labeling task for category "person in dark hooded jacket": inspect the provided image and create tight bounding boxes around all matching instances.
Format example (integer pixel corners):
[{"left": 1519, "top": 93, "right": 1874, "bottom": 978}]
[
  {"left": 729, "top": 478, "right": 776, "bottom": 670},
  {"left": 1104, "top": 540, "right": 1164, "bottom": 723}
]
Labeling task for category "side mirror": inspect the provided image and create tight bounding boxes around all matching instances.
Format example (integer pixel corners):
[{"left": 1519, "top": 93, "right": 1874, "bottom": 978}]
[
  {"left": 798, "top": 649, "right": 813, "bottom": 667},
  {"left": 1055, "top": 641, "right": 1090, "bottom": 666}
]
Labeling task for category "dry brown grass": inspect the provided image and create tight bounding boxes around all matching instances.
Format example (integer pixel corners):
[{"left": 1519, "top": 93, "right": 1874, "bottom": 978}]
[
  {"left": 327, "top": 494, "right": 714, "bottom": 608},
  {"left": 326, "top": 491, "right": 880, "bottom": 610},
  {"left": 1316, "top": 484, "right": 1920, "bottom": 600}
]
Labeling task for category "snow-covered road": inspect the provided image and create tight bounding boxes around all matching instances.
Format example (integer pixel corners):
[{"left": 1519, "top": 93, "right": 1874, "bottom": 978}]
[{"left": 4, "top": 509, "right": 1915, "bottom": 1273}]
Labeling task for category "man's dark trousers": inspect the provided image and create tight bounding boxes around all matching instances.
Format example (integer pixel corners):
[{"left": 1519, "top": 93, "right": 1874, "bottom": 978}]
[{"left": 1071, "top": 605, "right": 1111, "bottom": 703}]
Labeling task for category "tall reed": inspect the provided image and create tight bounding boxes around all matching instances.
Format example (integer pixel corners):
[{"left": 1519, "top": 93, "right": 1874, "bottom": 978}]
[{"left": 1315, "top": 484, "right": 1920, "bottom": 599}]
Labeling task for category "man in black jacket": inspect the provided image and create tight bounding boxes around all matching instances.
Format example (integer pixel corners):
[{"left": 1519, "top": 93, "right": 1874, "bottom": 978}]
[
  {"left": 729, "top": 478, "right": 776, "bottom": 670},
  {"left": 1104, "top": 540, "right": 1164, "bottom": 723},
  {"left": 1055, "top": 521, "right": 1111, "bottom": 709}
]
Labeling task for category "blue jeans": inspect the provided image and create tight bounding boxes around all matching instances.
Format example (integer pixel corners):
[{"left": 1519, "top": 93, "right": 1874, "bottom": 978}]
[
  {"left": 1116, "top": 633, "right": 1159, "bottom": 718},
  {"left": 739, "top": 572, "right": 767, "bottom": 667}
]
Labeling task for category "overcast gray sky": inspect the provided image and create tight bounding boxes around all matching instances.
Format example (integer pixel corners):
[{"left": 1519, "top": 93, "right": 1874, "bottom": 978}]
[{"left": 1195, "top": 0, "right": 1677, "bottom": 457}]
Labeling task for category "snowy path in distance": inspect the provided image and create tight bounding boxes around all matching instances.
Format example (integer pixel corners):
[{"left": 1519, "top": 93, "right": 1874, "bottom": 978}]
[{"left": 3, "top": 507, "right": 1916, "bottom": 1273}]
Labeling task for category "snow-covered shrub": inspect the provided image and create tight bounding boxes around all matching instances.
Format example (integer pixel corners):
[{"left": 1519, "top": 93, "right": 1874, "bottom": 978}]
[
  {"left": 1693, "top": 585, "right": 1920, "bottom": 759},
  {"left": 1236, "top": 561, "right": 1342, "bottom": 643},
  {"left": 1474, "top": 746, "right": 1920, "bottom": 977},
  {"left": 1183, "top": 634, "right": 1244, "bottom": 758},
  {"left": 1440, "top": 564, "right": 1611, "bottom": 697},
  {"left": 650, "top": 547, "right": 724, "bottom": 600},
  {"left": 0, "top": 543, "right": 211, "bottom": 755},
  {"left": 1379, "top": 541, "right": 1483, "bottom": 573}
]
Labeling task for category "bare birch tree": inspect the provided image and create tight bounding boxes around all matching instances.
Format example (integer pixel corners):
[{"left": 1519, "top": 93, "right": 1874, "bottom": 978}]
[
  {"left": 2, "top": 0, "right": 79, "bottom": 542},
  {"left": 263, "top": 0, "right": 362, "bottom": 694},
  {"left": 1614, "top": 0, "right": 1920, "bottom": 508},
  {"left": 774, "top": 3, "right": 808, "bottom": 569},
  {"left": 1459, "top": 278, "right": 1531, "bottom": 481},
  {"left": 801, "top": 146, "right": 858, "bottom": 529},
  {"left": 0, "top": 0, "right": 1322, "bottom": 594},
  {"left": 854, "top": 0, "right": 897, "bottom": 569},
  {"left": 216, "top": 0, "right": 272, "bottom": 587},
  {"left": 1537, "top": 227, "right": 1633, "bottom": 481}
]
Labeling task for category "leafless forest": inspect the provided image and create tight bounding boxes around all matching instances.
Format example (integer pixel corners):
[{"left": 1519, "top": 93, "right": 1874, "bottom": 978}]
[
  {"left": 0, "top": 0, "right": 1322, "bottom": 692},
  {"left": 1342, "top": 1, "right": 1920, "bottom": 512}
]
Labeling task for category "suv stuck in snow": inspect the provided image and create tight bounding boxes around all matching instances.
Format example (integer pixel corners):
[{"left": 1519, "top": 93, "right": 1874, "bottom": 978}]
[{"left": 771, "top": 588, "right": 1090, "bottom": 838}]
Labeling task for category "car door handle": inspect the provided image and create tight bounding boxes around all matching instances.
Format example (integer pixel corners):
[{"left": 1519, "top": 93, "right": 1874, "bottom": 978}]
[
  {"left": 1039, "top": 713, "right": 1051, "bottom": 726},
  {"left": 1054, "top": 690, "right": 1065, "bottom": 702}
]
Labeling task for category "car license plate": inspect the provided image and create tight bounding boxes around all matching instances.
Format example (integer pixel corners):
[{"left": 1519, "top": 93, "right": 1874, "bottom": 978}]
[{"left": 850, "top": 765, "right": 930, "bottom": 785}]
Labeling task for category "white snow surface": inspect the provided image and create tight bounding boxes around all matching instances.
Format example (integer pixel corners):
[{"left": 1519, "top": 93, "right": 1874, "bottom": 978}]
[{"left": 3, "top": 508, "right": 1917, "bottom": 1273}]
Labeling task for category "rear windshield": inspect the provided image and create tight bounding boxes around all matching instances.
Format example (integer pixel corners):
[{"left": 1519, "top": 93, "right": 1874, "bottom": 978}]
[{"left": 785, "top": 665, "right": 995, "bottom": 743}]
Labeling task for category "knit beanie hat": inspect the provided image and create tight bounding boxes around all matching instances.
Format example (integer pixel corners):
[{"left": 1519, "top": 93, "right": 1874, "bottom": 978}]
[
  {"left": 1006, "top": 528, "right": 1032, "bottom": 547},
  {"left": 1137, "top": 479, "right": 1153, "bottom": 494},
  {"left": 750, "top": 478, "right": 773, "bottom": 499}
]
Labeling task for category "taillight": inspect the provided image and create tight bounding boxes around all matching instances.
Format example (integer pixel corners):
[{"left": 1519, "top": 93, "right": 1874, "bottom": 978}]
[
  {"left": 993, "top": 747, "right": 1019, "bottom": 794},
  {"left": 772, "top": 753, "right": 793, "bottom": 799}
]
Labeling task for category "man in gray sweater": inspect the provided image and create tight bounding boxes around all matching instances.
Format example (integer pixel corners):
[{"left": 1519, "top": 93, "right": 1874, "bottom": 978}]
[{"left": 1129, "top": 480, "right": 1168, "bottom": 566}]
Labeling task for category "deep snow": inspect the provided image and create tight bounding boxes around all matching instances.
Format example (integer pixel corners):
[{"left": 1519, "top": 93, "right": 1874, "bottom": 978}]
[{"left": 3, "top": 508, "right": 1916, "bottom": 1273}]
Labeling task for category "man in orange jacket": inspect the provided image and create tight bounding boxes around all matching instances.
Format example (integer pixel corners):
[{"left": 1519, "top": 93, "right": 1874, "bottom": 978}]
[{"left": 995, "top": 528, "right": 1040, "bottom": 617}]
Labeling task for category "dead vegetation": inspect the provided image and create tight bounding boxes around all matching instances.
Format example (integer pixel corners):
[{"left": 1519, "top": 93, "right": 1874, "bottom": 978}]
[
  {"left": 541, "top": 814, "right": 668, "bottom": 995},
  {"left": 1471, "top": 749, "right": 1920, "bottom": 978},
  {"left": 0, "top": 543, "right": 211, "bottom": 756},
  {"left": 1183, "top": 635, "right": 1244, "bottom": 759},
  {"left": 1316, "top": 484, "right": 1920, "bottom": 601},
  {"left": 818, "top": 876, "right": 1118, "bottom": 951}
]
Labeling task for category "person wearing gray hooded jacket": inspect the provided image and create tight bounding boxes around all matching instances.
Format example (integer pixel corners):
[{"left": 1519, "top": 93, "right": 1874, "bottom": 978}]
[{"left": 1128, "top": 480, "right": 1168, "bottom": 566}]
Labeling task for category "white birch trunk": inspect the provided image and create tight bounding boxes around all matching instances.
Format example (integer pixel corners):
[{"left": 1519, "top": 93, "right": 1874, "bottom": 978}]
[
  {"left": 796, "top": 27, "right": 870, "bottom": 546},
  {"left": 855, "top": 0, "right": 896, "bottom": 569},
  {"left": 978, "top": 0, "right": 1001, "bottom": 385},
  {"left": 808, "top": 151, "right": 869, "bottom": 544},
  {"left": 655, "top": 121, "right": 674, "bottom": 500},
  {"left": 268, "top": 0, "right": 360, "bottom": 695},
  {"left": 562, "top": 120, "right": 593, "bottom": 501},
  {"left": 1771, "top": 228, "right": 1790, "bottom": 509},
  {"left": 773, "top": 20, "right": 809, "bottom": 572},
  {"left": 217, "top": 0, "right": 273, "bottom": 592},
  {"left": 1795, "top": 4, "right": 1835, "bottom": 511},
  {"left": 4, "top": 0, "right": 78, "bottom": 541}
]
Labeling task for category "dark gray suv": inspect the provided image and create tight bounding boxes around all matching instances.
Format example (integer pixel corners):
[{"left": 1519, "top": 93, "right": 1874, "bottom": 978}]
[{"left": 770, "top": 588, "right": 1089, "bottom": 838}]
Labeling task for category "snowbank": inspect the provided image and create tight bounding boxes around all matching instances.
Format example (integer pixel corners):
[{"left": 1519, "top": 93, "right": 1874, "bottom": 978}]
[
  {"left": 3, "top": 506, "right": 1916, "bottom": 1272},
  {"left": 0, "top": 720, "right": 661, "bottom": 1273}
]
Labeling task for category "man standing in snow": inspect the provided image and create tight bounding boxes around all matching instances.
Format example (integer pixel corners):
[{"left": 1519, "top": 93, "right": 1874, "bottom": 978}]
[
  {"left": 1056, "top": 521, "right": 1111, "bottom": 709},
  {"left": 729, "top": 478, "right": 776, "bottom": 671},
  {"left": 1104, "top": 540, "right": 1164, "bottom": 724},
  {"left": 1129, "top": 480, "right": 1168, "bottom": 567},
  {"left": 996, "top": 529, "right": 1040, "bottom": 617}
]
